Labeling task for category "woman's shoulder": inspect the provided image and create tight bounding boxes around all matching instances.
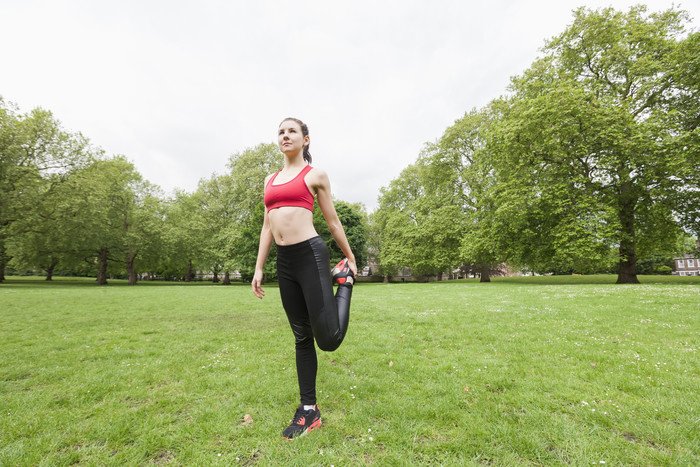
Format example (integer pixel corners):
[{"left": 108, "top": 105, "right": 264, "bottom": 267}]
[
  {"left": 305, "top": 166, "right": 331, "bottom": 194},
  {"left": 264, "top": 171, "right": 277, "bottom": 185},
  {"left": 306, "top": 165, "right": 328, "bottom": 179}
]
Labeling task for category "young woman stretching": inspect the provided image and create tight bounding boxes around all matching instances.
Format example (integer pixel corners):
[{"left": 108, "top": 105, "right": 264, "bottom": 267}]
[{"left": 252, "top": 117, "right": 357, "bottom": 440}]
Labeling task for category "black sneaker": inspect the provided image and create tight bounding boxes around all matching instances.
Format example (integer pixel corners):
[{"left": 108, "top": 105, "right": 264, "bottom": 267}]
[
  {"left": 332, "top": 258, "right": 354, "bottom": 286},
  {"left": 282, "top": 404, "right": 322, "bottom": 440}
]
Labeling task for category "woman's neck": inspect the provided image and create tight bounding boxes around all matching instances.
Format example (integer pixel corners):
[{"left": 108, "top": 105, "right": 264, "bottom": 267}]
[{"left": 283, "top": 152, "right": 306, "bottom": 169}]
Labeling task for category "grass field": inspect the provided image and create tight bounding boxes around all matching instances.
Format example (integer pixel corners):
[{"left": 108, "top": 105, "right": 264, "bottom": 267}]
[{"left": 1, "top": 275, "right": 698, "bottom": 466}]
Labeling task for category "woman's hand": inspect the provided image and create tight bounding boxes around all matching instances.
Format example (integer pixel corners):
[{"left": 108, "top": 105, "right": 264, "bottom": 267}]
[
  {"left": 348, "top": 259, "right": 358, "bottom": 278},
  {"left": 252, "top": 270, "right": 265, "bottom": 299}
]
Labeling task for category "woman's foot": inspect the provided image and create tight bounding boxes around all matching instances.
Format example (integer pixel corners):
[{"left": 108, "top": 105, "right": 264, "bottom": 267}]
[
  {"left": 332, "top": 258, "right": 355, "bottom": 285},
  {"left": 282, "top": 404, "right": 322, "bottom": 440}
]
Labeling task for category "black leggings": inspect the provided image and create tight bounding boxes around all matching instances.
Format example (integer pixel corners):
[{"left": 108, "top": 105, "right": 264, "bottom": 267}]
[{"left": 276, "top": 236, "right": 352, "bottom": 405}]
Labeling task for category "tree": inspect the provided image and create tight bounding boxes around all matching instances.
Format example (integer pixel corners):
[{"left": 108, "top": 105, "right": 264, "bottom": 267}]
[
  {"left": 495, "top": 5, "right": 699, "bottom": 283},
  {"left": 228, "top": 201, "right": 269, "bottom": 282},
  {"left": 374, "top": 164, "right": 427, "bottom": 279},
  {"left": 196, "top": 173, "right": 234, "bottom": 283},
  {"left": 433, "top": 103, "right": 513, "bottom": 282},
  {"left": 49, "top": 157, "right": 152, "bottom": 285},
  {"left": 223, "top": 143, "right": 283, "bottom": 281},
  {"left": 0, "top": 98, "right": 95, "bottom": 282},
  {"left": 6, "top": 176, "right": 75, "bottom": 280},
  {"left": 122, "top": 182, "right": 164, "bottom": 285},
  {"left": 313, "top": 199, "right": 367, "bottom": 270},
  {"left": 161, "top": 190, "right": 209, "bottom": 282},
  {"left": 664, "top": 30, "right": 700, "bottom": 236},
  {"left": 375, "top": 159, "right": 464, "bottom": 281}
]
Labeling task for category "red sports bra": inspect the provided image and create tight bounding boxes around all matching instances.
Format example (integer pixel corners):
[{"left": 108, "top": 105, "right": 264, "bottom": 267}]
[{"left": 264, "top": 165, "right": 315, "bottom": 212}]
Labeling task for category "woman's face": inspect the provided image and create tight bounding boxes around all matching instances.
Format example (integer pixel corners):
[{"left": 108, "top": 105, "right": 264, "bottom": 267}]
[{"left": 278, "top": 120, "right": 308, "bottom": 155}]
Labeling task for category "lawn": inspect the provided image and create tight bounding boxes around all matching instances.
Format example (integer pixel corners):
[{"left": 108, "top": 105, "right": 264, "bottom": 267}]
[{"left": 1, "top": 275, "right": 698, "bottom": 465}]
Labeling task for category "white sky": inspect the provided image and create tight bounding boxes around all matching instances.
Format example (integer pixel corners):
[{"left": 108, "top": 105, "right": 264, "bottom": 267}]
[{"left": 2, "top": 0, "right": 698, "bottom": 211}]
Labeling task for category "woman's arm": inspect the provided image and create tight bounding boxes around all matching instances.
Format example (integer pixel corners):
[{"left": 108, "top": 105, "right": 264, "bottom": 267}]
[
  {"left": 313, "top": 169, "right": 358, "bottom": 277},
  {"left": 252, "top": 177, "right": 274, "bottom": 299},
  {"left": 252, "top": 209, "right": 273, "bottom": 299}
]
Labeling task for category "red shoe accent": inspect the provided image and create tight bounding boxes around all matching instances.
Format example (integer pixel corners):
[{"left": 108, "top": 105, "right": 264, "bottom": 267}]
[
  {"left": 332, "top": 258, "right": 354, "bottom": 285},
  {"left": 307, "top": 418, "right": 322, "bottom": 431}
]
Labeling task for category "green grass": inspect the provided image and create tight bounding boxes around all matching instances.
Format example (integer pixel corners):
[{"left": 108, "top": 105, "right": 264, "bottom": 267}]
[{"left": 1, "top": 275, "right": 698, "bottom": 465}]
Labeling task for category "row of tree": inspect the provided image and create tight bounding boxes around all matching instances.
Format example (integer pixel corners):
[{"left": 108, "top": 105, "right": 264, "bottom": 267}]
[
  {"left": 371, "top": 5, "right": 699, "bottom": 284},
  {"left": 0, "top": 101, "right": 367, "bottom": 284},
  {"left": 3, "top": 6, "right": 697, "bottom": 286}
]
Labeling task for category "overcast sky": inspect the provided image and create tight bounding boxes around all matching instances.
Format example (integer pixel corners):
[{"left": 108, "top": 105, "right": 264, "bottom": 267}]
[{"left": 2, "top": 0, "right": 698, "bottom": 211}]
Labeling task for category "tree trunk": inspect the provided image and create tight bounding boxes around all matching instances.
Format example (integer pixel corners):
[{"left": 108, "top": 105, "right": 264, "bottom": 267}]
[
  {"left": 212, "top": 267, "right": 220, "bottom": 283},
  {"left": 479, "top": 264, "right": 491, "bottom": 283},
  {"left": 383, "top": 275, "right": 390, "bottom": 283},
  {"left": 222, "top": 271, "right": 231, "bottom": 285},
  {"left": 44, "top": 259, "right": 58, "bottom": 281},
  {"left": 616, "top": 182, "right": 640, "bottom": 284},
  {"left": 184, "top": 260, "right": 193, "bottom": 282},
  {"left": 126, "top": 251, "right": 137, "bottom": 285},
  {"left": 0, "top": 239, "right": 7, "bottom": 283},
  {"left": 617, "top": 240, "right": 640, "bottom": 284},
  {"left": 96, "top": 248, "right": 109, "bottom": 285}
]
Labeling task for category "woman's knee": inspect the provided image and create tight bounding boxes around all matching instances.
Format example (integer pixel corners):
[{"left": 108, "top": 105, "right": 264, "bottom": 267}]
[
  {"left": 289, "top": 321, "right": 314, "bottom": 347},
  {"left": 315, "top": 333, "right": 342, "bottom": 352},
  {"left": 295, "top": 334, "right": 315, "bottom": 350}
]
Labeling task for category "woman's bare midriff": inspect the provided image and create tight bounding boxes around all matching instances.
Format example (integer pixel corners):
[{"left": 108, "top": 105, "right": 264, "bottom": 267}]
[{"left": 268, "top": 207, "right": 318, "bottom": 245}]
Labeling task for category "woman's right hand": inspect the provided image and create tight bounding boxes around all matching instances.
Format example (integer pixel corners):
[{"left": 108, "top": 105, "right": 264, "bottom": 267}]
[{"left": 252, "top": 270, "right": 265, "bottom": 299}]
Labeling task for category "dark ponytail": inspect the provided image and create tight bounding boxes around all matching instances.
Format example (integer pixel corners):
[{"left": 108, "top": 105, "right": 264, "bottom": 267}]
[{"left": 281, "top": 117, "right": 312, "bottom": 164}]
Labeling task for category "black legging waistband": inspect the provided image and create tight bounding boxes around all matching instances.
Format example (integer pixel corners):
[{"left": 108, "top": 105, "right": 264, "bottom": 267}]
[{"left": 275, "top": 235, "right": 325, "bottom": 253}]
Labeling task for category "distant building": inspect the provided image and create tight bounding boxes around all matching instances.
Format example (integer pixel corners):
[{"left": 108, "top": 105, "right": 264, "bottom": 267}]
[
  {"left": 673, "top": 240, "right": 700, "bottom": 276},
  {"left": 674, "top": 255, "right": 699, "bottom": 276}
]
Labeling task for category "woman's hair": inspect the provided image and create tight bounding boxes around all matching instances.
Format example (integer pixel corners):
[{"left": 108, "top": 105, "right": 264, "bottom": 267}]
[{"left": 281, "top": 117, "right": 312, "bottom": 164}]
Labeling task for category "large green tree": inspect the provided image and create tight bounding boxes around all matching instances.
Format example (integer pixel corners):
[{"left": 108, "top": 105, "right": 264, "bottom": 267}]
[
  {"left": 161, "top": 190, "right": 209, "bottom": 281},
  {"left": 433, "top": 103, "right": 514, "bottom": 281},
  {"left": 0, "top": 98, "right": 95, "bottom": 282},
  {"left": 121, "top": 181, "right": 164, "bottom": 285},
  {"left": 224, "top": 143, "right": 282, "bottom": 281},
  {"left": 196, "top": 173, "right": 234, "bottom": 283},
  {"left": 494, "top": 5, "right": 699, "bottom": 283},
  {"left": 55, "top": 157, "right": 152, "bottom": 285},
  {"left": 375, "top": 158, "right": 465, "bottom": 281},
  {"left": 6, "top": 176, "right": 79, "bottom": 279},
  {"left": 313, "top": 199, "right": 368, "bottom": 270}
]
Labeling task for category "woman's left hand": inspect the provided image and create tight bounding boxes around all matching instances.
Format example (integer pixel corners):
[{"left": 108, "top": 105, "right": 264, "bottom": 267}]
[{"left": 348, "top": 259, "right": 358, "bottom": 278}]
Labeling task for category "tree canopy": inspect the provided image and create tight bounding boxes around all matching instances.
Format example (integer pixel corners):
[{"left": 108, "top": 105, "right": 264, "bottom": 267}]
[
  {"left": 370, "top": 5, "right": 699, "bottom": 283},
  {"left": 1, "top": 115, "right": 367, "bottom": 284},
  {"left": 2, "top": 5, "right": 698, "bottom": 285},
  {"left": 495, "top": 5, "right": 699, "bottom": 283}
]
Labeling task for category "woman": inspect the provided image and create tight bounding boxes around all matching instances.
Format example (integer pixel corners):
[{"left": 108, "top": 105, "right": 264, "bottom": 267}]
[{"left": 252, "top": 117, "right": 357, "bottom": 440}]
